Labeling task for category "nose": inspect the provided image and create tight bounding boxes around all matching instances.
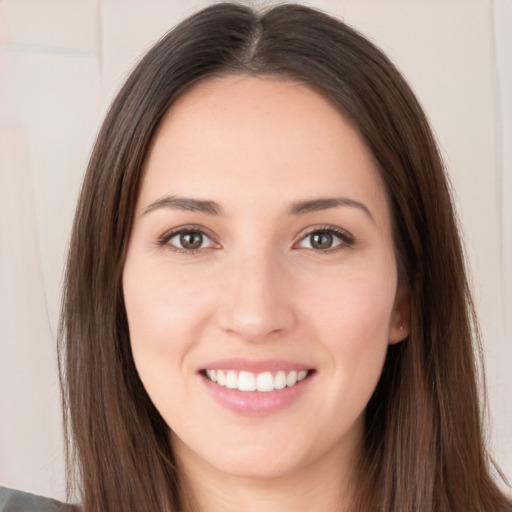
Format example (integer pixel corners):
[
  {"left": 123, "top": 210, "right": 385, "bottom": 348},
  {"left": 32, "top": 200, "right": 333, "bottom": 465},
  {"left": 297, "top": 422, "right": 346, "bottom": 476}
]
[{"left": 216, "top": 249, "right": 297, "bottom": 342}]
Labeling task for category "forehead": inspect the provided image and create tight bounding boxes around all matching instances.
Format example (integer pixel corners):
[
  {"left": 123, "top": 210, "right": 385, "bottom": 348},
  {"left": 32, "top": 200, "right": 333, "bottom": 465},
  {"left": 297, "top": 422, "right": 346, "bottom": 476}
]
[{"left": 139, "top": 75, "right": 389, "bottom": 222}]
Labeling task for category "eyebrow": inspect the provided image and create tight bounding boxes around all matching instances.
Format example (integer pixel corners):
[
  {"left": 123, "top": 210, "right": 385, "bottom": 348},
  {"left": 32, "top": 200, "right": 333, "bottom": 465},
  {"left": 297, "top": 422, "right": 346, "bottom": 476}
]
[
  {"left": 288, "top": 197, "right": 375, "bottom": 222},
  {"left": 143, "top": 194, "right": 374, "bottom": 221},
  {"left": 143, "top": 195, "right": 224, "bottom": 216}
]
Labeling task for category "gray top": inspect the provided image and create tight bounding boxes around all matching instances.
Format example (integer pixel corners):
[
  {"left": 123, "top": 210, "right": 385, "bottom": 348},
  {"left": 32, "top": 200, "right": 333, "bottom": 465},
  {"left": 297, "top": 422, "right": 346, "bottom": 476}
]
[{"left": 0, "top": 487, "right": 75, "bottom": 512}]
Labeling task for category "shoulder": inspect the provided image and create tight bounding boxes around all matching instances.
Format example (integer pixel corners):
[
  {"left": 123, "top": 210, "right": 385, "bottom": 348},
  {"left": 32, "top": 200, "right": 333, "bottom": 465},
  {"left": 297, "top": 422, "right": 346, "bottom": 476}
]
[{"left": 0, "top": 486, "right": 76, "bottom": 512}]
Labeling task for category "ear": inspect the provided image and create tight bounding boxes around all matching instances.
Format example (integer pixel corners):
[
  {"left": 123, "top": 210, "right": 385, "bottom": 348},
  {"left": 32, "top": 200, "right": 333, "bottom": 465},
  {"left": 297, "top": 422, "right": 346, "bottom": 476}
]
[{"left": 388, "top": 281, "right": 410, "bottom": 345}]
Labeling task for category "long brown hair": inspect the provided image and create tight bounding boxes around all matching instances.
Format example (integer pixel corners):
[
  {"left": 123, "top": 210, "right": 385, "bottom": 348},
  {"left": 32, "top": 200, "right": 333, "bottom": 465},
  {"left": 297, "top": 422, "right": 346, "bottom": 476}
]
[{"left": 59, "top": 3, "right": 511, "bottom": 511}]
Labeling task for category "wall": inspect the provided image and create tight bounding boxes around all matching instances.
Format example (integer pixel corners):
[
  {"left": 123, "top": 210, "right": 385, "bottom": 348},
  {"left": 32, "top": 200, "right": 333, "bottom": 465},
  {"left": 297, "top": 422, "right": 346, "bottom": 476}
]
[{"left": 0, "top": 0, "right": 510, "bottom": 501}]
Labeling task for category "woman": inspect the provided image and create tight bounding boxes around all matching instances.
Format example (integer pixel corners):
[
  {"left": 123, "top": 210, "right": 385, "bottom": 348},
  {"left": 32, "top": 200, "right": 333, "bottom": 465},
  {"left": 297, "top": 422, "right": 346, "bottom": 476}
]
[{"left": 2, "top": 2, "right": 509, "bottom": 511}]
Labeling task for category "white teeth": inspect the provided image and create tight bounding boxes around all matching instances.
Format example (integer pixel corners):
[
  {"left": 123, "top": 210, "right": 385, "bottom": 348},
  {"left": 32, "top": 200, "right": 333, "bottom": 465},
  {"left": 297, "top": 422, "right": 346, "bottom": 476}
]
[
  {"left": 205, "top": 369, "right": 309, "bottom": 392},
  {"left": 286, "top": 370, "right": 297, "bottom": 387},
  {"left": 225, "top": 370, "right": 238, "bottom": 389},
  {"left": 238, "top": 371, "right": 256, "bottom": 391},
  {"left": 256, "top": 372, "right": 274, "bottom": 392},
  {"left": 206, "top": 369, "right": 217, "bottom": 383},
  {"left": 274, "top": 370, "right": 287, "bottom": 390},
  {"left": 217, "top": 370, "right": 226, "bottom": 386}
]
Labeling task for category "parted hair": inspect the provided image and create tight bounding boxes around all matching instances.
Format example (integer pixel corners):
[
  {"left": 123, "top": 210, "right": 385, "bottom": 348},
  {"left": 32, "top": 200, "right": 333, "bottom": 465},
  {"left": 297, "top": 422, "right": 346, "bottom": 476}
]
[{"left": 59, "top": 3, "right": 511, "bottom": 511}]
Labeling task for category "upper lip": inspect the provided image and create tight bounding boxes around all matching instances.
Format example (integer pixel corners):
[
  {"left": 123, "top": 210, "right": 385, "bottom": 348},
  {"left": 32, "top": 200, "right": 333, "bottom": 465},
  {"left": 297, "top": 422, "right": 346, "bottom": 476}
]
[{"left": 200, "top": 357, "right": 313, "bottom": 374}]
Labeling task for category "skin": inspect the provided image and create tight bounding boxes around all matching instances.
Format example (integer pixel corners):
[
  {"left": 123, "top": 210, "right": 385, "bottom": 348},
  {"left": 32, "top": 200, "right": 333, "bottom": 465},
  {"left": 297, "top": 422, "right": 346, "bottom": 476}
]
[{"left": 123, "top": 75, "right": 409, "bottom": 512}]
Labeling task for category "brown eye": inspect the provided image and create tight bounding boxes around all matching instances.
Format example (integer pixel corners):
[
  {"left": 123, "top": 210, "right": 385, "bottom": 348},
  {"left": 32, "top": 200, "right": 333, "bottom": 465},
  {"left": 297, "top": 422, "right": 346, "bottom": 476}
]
[
  {"left": 180, "top": 232, "right": 203, "bottom": 250},
  {"left": 310, "top": 232, "right": 333, "bottom": 249},
  {"left": 164, "top": 228, "right": 217, "bottom": 252},
  {"left": 296, "top": 227, "right": 353, "bottom": 252}
]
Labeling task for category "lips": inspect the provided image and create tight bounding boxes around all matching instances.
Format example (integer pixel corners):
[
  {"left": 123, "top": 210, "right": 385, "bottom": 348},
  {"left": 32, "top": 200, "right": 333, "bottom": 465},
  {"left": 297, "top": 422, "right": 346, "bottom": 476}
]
[{"left": 199, "top": 358, "right": 315, "bottom": 415}]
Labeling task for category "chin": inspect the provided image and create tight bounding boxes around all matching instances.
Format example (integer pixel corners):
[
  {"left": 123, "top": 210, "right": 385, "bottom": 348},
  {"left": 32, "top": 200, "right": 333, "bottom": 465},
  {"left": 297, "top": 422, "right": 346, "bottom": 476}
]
[
  {"left": 171, "top": 427, "right": 315, "bottom": 481},
  {"left": 207, "top": 452, "right": 309, "bottom": 481}
]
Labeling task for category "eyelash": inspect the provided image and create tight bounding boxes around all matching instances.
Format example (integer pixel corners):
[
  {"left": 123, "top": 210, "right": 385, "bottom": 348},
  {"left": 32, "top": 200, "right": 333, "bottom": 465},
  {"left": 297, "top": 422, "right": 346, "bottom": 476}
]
[
  {"left": 156, "top": 225, "right": 218, "bottom": 255},
  {"left": 156, "top": 224, "right": 355, "bottom": 255},
  {"left": 296, "top": 225, "right": 355, "bottom": 253}
]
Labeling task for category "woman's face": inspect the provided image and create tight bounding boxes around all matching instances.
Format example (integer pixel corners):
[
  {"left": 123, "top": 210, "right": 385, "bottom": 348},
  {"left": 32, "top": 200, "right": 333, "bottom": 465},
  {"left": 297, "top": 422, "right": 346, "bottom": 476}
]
[{"left": 123, "top": 75, "right": 408, "bottom": 482}]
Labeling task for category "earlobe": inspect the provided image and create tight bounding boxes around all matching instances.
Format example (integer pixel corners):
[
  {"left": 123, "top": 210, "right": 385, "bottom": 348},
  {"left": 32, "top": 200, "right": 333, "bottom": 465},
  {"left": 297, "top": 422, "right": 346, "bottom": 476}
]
[
  {"left": 389, "top": 320, "right": 409, "bottom": 345},
  {"left": 389, "top": 283, "right": 410, "bottom": 345},
  {"left": 389, "top": 322, "right": 409, "bottom": 345}
]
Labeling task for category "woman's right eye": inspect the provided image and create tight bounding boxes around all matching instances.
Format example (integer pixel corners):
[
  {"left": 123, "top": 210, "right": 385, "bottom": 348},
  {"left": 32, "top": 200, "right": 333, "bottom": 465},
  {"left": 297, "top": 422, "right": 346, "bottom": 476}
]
[{"left": 162, "top": 229, "right": 218, "bottom": 253}]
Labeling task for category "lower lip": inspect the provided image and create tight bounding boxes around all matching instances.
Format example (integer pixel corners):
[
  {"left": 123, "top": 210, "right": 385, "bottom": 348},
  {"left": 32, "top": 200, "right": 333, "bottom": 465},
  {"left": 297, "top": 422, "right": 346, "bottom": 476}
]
[{"left": 201, "top": 373, "right": 313, "bottom": 416}]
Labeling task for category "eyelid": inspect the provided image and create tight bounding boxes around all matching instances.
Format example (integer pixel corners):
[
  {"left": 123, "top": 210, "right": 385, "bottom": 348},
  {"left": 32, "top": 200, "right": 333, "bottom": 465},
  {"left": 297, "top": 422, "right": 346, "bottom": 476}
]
[
  {"left": 156, "top": 223, "right": 354, "bottom": 254},
  {"left": 156, "top": 224, "right": 221, "bottom": 253},
  {"left": 293, "top": 224, "right": 355, "bottom": 252}
]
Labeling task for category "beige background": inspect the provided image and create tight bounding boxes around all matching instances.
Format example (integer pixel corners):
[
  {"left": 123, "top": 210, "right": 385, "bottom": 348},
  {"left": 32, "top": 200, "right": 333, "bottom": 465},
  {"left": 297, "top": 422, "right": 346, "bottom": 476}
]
[{"left": 1, "top": 0, "right": 510, "bottom": 501}]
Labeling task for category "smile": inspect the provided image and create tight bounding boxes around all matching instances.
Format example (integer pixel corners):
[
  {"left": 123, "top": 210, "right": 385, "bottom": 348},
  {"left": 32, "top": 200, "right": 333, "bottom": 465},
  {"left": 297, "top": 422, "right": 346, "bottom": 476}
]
[
  {"left": 199, "top": 358, "right": 315, "bottom": 415},
  {"left": 204, "top": 369, "right": 309, "bottom": 392}
]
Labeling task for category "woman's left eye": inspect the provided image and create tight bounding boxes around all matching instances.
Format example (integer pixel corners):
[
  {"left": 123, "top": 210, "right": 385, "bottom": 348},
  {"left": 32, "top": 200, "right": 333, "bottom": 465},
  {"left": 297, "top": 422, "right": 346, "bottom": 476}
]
[{"left": 296, "top": 228, "right": 353, "bottom": 251}]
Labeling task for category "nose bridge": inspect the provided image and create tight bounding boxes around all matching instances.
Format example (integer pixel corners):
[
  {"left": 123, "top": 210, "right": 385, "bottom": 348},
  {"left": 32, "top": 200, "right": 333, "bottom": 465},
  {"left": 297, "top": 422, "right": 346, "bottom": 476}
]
[{"left": 217, "top": 241, "right": 295, "bottom": 341}]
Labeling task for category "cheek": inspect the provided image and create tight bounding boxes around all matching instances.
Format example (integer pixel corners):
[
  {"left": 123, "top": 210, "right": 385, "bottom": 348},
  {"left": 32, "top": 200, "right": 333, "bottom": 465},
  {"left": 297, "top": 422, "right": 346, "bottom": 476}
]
[
  {"left": 306, "top": 263, "right": 396, "bottom": 339},
  {"left": 122, "top": 257, "right": 216, "bottom": 429},
  {"left": 301, "top": 259, "right": 397, "bottom": 385},
  {"left": 122, "top": 256, "right": 215, "bottom": 404},
  {"left": 124, "top": 257, "right": 212, "bottom": 346}
]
